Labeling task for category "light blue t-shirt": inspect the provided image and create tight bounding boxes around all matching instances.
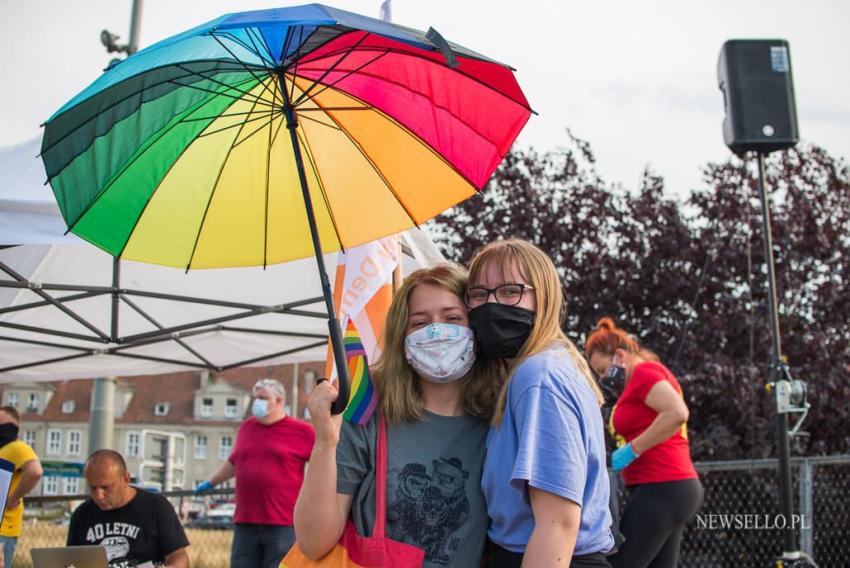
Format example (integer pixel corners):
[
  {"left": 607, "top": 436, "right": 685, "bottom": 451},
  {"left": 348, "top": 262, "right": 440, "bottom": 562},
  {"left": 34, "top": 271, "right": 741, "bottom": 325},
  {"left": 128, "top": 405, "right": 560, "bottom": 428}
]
[{"left": 482, "top": 346, "right": 614, "bottom": 555}]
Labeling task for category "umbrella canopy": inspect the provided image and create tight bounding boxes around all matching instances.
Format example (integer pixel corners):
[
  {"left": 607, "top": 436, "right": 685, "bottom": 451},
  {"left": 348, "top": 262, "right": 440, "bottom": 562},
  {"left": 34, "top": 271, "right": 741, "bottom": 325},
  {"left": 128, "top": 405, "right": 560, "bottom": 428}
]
[
  {"left": 40, "top": 4, "right": 531, "bottom": 411},
  {"left": 40, "top": 3, "right": 531, "bottom": 269}
]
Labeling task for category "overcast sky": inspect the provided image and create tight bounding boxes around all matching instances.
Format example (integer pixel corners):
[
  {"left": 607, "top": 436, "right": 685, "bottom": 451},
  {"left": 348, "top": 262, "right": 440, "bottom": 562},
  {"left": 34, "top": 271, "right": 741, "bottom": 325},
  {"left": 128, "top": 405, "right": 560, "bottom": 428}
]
[{"left": 1, "top": 0, "right": 847, "bottom": 198}]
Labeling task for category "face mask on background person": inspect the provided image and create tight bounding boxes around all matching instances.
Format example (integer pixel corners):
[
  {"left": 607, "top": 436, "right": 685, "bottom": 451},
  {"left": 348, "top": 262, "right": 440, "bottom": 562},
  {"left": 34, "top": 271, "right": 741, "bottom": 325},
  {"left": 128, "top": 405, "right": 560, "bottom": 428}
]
[
  {"left": 600, "top": 358, "right": 627, "bottom": 401},
  {"left": 469, "top": 303, "right": 536, "bottom": 359},
  {"left": 251, "top": 398, "right": 270, "bottom": 419},
  {"left": 0, "top": 422, "right": 19, "bottom": 447},
  {"left": 405, "top": 323, "right": 476, "bottom": 383}
]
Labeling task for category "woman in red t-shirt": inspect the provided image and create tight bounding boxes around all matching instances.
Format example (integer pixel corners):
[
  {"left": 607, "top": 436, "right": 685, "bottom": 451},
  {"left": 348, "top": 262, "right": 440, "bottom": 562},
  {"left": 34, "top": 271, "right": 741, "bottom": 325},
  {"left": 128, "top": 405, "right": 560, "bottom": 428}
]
[{"left": 585, "top": 318, "right": 703, "bottom": 568}]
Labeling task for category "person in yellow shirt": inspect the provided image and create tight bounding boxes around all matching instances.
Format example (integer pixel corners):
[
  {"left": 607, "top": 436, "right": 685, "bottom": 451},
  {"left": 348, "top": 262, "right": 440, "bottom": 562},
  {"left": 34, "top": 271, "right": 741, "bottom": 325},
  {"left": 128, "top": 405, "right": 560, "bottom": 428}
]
[{"left": 0, "top": 406, "right": 43, "bottom": 567}]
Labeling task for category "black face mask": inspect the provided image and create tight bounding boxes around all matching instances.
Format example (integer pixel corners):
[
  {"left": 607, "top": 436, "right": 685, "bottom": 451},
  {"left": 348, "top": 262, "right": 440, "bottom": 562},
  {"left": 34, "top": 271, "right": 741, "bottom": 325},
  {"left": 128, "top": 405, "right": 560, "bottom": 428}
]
[
  {"left": 469, "top": 303, "right": 536, "bottom": 359},
  {"left": 0, "top": 422, "right": 19, "bottom": 447},
  {"left": 600, "top": 364, "right": 626, "bottom": 402}
]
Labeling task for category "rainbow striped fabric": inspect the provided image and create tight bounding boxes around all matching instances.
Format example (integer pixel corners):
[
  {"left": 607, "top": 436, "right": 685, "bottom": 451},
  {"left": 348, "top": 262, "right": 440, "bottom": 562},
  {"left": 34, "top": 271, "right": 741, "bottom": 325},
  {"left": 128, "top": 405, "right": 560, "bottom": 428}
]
[{"left": 343, "top": 319, "right": 378, "bottom": 425}]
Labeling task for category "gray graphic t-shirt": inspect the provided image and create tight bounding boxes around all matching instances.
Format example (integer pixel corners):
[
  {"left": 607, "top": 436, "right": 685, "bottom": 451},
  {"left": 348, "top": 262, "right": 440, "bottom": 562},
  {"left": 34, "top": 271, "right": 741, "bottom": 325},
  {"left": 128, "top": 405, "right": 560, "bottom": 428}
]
[{"left": 337, "top": 411, "right": 489, "bottom": 567}]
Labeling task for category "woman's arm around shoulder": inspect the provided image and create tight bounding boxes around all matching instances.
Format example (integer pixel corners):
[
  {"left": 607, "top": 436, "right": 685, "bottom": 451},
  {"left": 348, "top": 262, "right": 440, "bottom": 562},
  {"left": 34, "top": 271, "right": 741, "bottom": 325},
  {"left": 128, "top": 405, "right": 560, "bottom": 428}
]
[{"left": 293, "top": 380, "right": 355, "bottom": 560}]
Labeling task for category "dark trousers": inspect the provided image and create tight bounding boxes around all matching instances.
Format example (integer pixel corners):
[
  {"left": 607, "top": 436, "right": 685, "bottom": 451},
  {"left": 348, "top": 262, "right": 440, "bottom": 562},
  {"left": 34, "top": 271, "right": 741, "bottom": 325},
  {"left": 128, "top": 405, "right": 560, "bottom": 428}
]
[
  {"left": 231, "top": 523, "right": 296, "bottom": 568},
  {"left": 488, "top": 543, "right": 611, "bottom": 568},
  {"left": 609, "top": 478, "right": 704, "bottom": 568}
]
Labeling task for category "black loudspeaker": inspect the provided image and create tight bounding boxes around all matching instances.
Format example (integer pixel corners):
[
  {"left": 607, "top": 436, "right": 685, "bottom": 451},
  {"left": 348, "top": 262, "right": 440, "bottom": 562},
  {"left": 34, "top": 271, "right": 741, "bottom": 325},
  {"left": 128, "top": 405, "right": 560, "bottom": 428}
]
[{"left": 717, "top": 39, "right": 799, "bottom": 154}]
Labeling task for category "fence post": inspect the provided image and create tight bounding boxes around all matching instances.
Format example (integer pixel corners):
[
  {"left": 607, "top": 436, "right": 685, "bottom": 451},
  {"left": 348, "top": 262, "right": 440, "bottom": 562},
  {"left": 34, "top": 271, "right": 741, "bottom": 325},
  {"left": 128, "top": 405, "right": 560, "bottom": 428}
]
[{"left": 798, "top": 458, "right": 813, "bottom": 557}]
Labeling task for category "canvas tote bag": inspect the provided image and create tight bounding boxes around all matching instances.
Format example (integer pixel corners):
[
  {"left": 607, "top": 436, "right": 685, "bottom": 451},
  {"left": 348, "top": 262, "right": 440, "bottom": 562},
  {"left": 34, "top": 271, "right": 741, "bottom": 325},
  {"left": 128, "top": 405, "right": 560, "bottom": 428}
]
[{"left": 281, "top": 414, "right": 425, "bottom": 567}]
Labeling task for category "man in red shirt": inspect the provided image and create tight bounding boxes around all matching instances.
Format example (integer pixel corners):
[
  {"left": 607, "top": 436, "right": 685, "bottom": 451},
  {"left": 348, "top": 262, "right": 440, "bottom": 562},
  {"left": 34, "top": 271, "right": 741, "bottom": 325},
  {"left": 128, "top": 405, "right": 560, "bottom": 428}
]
[{"left": 196, "top": 378, "right": 315, "bottom": 567}]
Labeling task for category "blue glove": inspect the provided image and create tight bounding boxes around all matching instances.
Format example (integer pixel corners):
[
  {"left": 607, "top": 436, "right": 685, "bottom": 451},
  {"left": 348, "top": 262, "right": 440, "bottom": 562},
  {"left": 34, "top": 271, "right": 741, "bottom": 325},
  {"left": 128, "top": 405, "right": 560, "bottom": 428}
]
[
  {"left": 612, "top": 443, "right": 639, "bottom": 472},
  {"left": 194, "top": 480, "right": 215, "bottom": 495}
]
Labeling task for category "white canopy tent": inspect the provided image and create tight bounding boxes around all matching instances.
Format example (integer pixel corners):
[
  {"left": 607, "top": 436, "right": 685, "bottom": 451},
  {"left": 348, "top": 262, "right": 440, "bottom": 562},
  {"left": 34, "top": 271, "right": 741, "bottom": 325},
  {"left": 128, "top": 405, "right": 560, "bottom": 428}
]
[{"left": 0, "top": 136, "right": 444, "bottom": 382}]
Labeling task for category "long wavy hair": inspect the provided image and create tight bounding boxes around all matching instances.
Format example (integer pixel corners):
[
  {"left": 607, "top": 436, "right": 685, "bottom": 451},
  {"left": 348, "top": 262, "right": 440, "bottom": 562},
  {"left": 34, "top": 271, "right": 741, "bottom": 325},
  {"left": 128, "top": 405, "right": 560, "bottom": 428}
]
[
  {"left": 467, "top": 239, "right": 605, "bottom": 424},
  {"left": 372, "top": 263, "right": 504, "bottom": 425}
]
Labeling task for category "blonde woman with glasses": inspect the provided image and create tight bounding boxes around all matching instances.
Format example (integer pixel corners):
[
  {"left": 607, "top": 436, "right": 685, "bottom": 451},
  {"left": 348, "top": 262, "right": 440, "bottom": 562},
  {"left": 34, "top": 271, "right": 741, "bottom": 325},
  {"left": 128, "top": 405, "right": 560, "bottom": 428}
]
[
  {"left": 295, "top": 264, "right": 504, "bottom": 567},
  {"left": 466, "top": 239, "right": 614, "bottom": 568}
]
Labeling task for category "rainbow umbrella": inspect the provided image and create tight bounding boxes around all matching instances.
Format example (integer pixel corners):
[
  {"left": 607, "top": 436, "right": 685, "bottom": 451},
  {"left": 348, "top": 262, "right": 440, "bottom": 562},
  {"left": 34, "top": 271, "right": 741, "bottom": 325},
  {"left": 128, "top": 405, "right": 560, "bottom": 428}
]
[{"left": 41, "top": 3, "right": 531, "bottom": 411}]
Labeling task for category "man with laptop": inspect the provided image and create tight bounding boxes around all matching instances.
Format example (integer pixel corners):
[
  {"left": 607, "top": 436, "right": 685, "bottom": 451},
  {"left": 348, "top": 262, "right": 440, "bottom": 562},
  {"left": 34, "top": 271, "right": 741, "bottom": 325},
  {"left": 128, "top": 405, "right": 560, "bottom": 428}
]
[{"left": 66, "top": 450, "right": 190, "bottom": 567}]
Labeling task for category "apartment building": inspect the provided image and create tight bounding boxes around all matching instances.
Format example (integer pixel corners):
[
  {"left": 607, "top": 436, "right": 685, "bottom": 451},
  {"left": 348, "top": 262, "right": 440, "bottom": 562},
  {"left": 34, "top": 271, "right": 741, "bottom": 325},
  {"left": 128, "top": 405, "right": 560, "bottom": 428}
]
[{"left": 1, "top": 361, "right": 322, "bottom": 496}]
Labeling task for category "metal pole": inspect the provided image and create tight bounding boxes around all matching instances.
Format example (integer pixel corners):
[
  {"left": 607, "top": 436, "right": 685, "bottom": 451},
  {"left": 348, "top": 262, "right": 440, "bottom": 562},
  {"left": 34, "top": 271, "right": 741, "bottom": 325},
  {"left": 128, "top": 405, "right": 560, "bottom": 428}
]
[
  {"left": 277, "top": 67, "right": 350, "bottom": 415},
  {"left": 89, "top": 377, "right": 116, "bottom": 452},
  {"left": 756, "top": 152, "right": 796, "bottom": 553},
  {"left": 111, "top": 257, "right": 120, "bottom": 342},
  {"left": 127, "top": 0, "right": 144, "bottom": 55}
]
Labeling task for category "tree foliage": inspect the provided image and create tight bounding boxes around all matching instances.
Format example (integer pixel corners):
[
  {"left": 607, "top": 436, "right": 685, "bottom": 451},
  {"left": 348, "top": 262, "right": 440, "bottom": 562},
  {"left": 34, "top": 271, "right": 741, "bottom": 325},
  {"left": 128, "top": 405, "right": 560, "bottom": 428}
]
[{"left": 431, "top": 134, "right": 850, "bottom": 460}]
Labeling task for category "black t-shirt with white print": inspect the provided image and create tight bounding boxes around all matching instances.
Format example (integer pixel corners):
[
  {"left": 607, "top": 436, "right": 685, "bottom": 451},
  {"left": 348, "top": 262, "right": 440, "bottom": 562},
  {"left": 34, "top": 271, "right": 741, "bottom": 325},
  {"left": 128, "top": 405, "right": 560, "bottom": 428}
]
[{"left": 67, "top": 489, "right": 189, "bottom": 568}]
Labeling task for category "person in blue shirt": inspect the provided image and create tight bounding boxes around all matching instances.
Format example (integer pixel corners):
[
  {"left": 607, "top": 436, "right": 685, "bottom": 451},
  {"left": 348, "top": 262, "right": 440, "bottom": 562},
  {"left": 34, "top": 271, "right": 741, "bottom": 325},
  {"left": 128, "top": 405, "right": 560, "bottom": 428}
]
[{"left": 466, "top": 239, "right": 614, "bottom": 567}]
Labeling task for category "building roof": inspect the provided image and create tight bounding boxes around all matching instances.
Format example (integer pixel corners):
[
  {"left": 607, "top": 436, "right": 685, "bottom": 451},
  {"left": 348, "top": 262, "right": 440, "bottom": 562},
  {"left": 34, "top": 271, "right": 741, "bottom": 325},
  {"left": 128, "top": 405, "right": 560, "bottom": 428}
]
[{"left": 1, "top": 360, "right": 325, "bottom": 425}]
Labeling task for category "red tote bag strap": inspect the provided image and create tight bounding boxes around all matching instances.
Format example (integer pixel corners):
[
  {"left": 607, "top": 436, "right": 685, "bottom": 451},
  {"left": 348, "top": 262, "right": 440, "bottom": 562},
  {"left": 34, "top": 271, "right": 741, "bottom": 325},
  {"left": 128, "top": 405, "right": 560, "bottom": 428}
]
[{"left": 373, "top": 412, "right": 388, "bottom": 538}]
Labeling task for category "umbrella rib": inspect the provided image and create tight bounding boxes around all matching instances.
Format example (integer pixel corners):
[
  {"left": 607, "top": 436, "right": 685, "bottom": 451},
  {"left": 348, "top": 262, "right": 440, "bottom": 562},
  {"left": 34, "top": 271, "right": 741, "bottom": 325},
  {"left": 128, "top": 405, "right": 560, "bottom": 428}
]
[
  {"left": 246, "top": 27, "right": 276, "bottom": 67},
  {"left": 184, "top": 88, "right": 268, "bottom": 271},
  {"left": 230, "top": 110, "right": 285, "bottom": 150},
  {"left": 210, "top": 32, "right": 282, "bottom": 107},
  {"left": 292, "top": 50, "right": 390, "bottom": 106},
  {"left": 209, "top": 29, "right": 275, "bottom": 69},
  {"left": 299, "top": 92, "right": 420, "bottom": 228},
  {"left": 196, "top": 108, "right": 280, "bottom": 139},
  {"left": 68, "top": 77, "right": 260, "bottom": 235},
  {"left": 41, "top": 61, "right": 257, "bottom": 162},
  {"left": 301, "top": 45, "right": 534, "bottom": 111},
  {"left": 295, "top": 128, "right": 346, "bottom": 252},
  {"left": 295, "top": 68, "right": 502, "bottom": 188},
  {"left": 263, "top": 78, "right": 279, "bottom": 269},
  {"left": 174, "top": 63, "right": 277, "bottom": 108},
  {"left": 288, "top": 26, "right": 308, "bottom": 103},
  {"left": 292, "top": 33, "right": 368, "bottom": 107},
  {"left": 298, "top": 112, "right": 342, "bottom": 131},
  {"left": 166, "top": 78, "right": 275, "bottom": 110},
  {"left": 180, "top": 108, "right": 278, "bottom": 123}
]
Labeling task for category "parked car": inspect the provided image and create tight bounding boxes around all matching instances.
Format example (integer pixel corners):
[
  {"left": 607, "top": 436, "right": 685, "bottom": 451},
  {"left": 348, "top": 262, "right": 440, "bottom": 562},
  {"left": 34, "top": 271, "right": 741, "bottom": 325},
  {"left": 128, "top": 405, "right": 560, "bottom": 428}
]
[{"left": 186, "top": 505, "right": 234, "bottom": 530}]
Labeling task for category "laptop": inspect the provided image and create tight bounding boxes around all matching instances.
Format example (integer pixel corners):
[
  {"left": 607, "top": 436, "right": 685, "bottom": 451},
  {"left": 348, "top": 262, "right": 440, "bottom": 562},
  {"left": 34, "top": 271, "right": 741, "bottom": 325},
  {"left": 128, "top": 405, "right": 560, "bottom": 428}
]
[{"left": 30, "top": 545, "right": 108, "bottom": 568}]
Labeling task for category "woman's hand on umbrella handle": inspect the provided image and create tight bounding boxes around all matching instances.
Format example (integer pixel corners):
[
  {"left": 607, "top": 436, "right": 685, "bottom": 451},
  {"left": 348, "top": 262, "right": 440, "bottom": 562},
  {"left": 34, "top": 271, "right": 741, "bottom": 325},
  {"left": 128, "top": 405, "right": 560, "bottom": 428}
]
[{"left": 308, "top": 378, "right": 343, "bottom": 448}]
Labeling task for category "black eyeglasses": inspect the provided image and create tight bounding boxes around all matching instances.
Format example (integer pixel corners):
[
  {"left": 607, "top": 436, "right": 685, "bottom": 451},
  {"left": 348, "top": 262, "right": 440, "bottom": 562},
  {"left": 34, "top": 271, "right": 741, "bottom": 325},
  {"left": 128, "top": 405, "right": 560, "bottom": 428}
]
[{"left": 465, "top": 283, "right": 534, "bottom": 307}]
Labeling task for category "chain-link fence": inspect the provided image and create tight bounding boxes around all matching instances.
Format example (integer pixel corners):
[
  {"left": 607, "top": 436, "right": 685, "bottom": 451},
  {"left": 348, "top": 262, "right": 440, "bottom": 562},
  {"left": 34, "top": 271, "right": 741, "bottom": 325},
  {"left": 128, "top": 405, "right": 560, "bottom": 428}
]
[
  {"left": 611, "top": 455, "right": 850, "bottom": 567},
  {"left": 12, "top": 457, "right": 850, "bottom": 567}
]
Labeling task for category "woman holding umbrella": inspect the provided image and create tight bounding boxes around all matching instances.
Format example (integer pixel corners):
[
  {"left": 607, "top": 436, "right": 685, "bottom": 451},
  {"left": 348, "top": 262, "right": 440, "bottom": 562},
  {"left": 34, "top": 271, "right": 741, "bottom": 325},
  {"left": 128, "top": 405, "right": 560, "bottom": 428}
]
[
  {"left": 585, "top": 318, "right": 703, "bottom": 568},
  {"left": 466, "top": 239, "right": 614, "bottom": 567},
  {"left": 295, "top": 263, "right": 503, "bottom": 567}
]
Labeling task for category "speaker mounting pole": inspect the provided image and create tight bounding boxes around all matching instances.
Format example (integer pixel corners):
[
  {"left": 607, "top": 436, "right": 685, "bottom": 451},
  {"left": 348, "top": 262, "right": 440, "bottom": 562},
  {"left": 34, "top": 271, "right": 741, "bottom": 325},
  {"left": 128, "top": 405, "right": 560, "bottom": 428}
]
[{"left": 718, "top": 39, "right": 814, "bottom": 567}]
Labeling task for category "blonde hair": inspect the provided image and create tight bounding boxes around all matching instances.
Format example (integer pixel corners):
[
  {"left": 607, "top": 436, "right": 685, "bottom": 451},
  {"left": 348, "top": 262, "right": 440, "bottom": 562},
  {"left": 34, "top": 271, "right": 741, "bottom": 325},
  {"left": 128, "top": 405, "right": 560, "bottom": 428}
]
[
  {"left": 467, "top": 239, "right": 605, "bottom": 423},
  {"left": 372, "top": 263, "right": 504, "bottom": 425}
]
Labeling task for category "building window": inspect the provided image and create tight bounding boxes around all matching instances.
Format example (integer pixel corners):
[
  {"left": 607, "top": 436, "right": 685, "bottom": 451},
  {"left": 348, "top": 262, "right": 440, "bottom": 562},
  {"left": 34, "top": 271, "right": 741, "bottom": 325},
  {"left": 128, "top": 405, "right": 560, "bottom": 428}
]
[
  {"left": 201, "top": 398, "right": 213, "bottom": 417},
  {"left": 194, "top": 436, "right": 207, "bottom": 459},
  {"left": 23, "top": 430, "right": 37, "bottom": 447},
  {"left": 44, "top": 476, "right": 59, "bottom": 496},
  {"left": 67, "top": 430, "right": 82, "bottom": 456},
  {"left": 225, "top": 399, "right": 238, "bottom": 418},
  {"left": 154, "top": 402, "right": 170, "bottom": 416},
  {"left": 27, "top": 393, "right": 39, "bottom": 412},
  {"left": 62, "top": 400, "right": 76, "bottom": 414},
  {"left": 219, "top": 436, "right": 233, "bottom": 460},
  {"left": 5, "top": 393, "right": 18, "bottom": 407},
  {"left": 47, "top": 430, "right": 62, "bottom": 455},
  {"left": 62, "top": 477, "right": 80, "bottom": 496},
  {"left": 126, "top": 432, "right": 141, "bottom": 457}
]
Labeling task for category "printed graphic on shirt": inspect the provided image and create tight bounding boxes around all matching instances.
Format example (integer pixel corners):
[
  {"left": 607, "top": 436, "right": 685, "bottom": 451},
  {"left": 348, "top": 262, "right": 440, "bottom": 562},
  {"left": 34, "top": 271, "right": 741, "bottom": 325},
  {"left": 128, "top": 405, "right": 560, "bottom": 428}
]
[
  {"left": 387, "top": 457, "right": 470, "bottom": 565},
  {"left": 85, "top": 522, "right": 141, "bottom": 567}
]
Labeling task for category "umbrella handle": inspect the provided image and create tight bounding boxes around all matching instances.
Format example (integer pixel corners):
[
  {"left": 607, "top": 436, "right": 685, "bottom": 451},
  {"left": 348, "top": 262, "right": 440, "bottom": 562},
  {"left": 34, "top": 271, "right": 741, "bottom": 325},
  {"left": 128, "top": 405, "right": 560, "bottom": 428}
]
[{"left": 327, "top": 317, "right": 351, "bottom": 415}]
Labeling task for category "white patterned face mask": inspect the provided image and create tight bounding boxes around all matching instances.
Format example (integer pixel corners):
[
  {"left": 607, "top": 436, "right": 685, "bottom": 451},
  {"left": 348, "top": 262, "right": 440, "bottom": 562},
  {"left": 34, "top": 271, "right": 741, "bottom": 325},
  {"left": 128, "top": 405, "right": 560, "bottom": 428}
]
[{"left": 404, "top": 323, "right": 476, "bottom": 383}]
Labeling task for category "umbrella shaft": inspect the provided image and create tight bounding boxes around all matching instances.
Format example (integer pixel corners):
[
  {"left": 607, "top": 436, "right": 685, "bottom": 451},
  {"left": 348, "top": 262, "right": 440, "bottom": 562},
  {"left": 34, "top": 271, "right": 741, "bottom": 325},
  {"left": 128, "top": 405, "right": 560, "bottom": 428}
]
[{"left": 277, "top": 69, "right": 351, "bottom": 415}]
